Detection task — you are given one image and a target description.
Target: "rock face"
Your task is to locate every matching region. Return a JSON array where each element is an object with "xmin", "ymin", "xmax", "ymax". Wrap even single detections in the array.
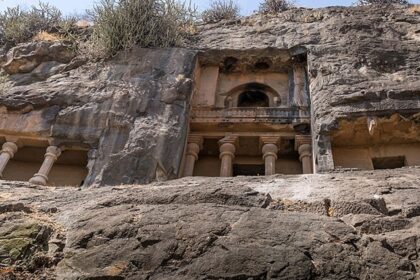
[
  {"xmin": 0, "ymin": 5, "xmax": 419, "ymax": 184},
  {"xmin": 0, "ymin": 46, "xmax": 197, "ymax": 186},
  {"xmin": 194, "ymin": 5, "xmax": 420, "ymax": 171},
  {"xmin": 0, "ymin": 168, "xmax": 419, "ymax": 279},
  {"xmin": 0, "ymin": 6, "xmax": 419, "ymax": 278}
]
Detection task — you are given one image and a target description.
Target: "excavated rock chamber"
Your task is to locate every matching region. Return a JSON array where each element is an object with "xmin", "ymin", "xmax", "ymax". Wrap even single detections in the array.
[
  {"xmin": 184, "ymin": 48, "xmax": 313, "ymax": 178},
  {"xmin": 331, "ymin": 114, "xmax": 420, "ymax": 170}
]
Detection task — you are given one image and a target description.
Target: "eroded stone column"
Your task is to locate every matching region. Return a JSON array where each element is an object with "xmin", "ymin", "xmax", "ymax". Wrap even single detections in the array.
[
  {"xmin": 293, "ymin": 64, "xmax": 309, "ymax": 108},
  {"xmin": 296, "ymin": 135, "xmax": 313, "ymax": 174},
  {"xmin": 29, "ymin": 146, "xmax": 61, "ymax": 185},
  {"xmin": 0, "ymin": 142, "xmax": 18, "ymax": 178},
  {"xmin": 218, "ymin": 136, "xmax": 237, "ymax": 177},
  {"xmin": 260, "ymin": 137, "xmax": 280, "ymax": 176},
  {"xmin": 183, "ymin": 136, "xmax": 203, "ymax": 177}
]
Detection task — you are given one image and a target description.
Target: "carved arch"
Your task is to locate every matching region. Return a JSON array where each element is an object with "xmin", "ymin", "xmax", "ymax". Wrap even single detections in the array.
[{"xmin": 224, "ymin": 83, "xmax": 281, "ymax": 108}]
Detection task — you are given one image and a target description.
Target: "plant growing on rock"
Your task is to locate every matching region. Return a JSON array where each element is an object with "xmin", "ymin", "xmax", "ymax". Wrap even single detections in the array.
[
  {"xmin": 356, "ymin": 0, "xmax": 410, "ymax": 5},
  {"xmin": 202, "ymin": 0, "xmax": 240, "ymax": 23},
  {"xmin": 258, "ymin": 0, "xmax": 295, "ymax": 14},
  {"xmin": 88, "ymin": 0, "xmax": 197, "ymax": 58},
  {"xmin": 0, "ymin": 2, "xmax": 77, "ymax": 47}
]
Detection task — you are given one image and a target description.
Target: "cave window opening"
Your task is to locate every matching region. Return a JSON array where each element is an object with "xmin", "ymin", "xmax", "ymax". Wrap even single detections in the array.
[
  {"xmin": 372, "ymin": 156, "xmax": 406, "ymax": 170},
  {"xmin": 233, "ymin": 164, "xmax": 265, "ymax": 176},
  {"xmin": 238, "ymin": 91, "xmax": 269, "ymax": 108}
]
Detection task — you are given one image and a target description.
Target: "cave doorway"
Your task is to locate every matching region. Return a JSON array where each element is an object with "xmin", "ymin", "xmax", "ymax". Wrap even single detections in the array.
[
  {"xmin": 233, "ymin": 164, "xmax": 265, "ymax": 176},
  {"xmin": 372, "ymin": 156, "xmax": 406, "ymax": 170}
]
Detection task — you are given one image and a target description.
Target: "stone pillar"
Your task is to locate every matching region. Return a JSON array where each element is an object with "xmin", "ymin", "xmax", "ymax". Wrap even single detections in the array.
[
  {"xmin": 0, "ymin": 142, "xmax": 18, "ymax": 178},
  {"xmin": 218, "ymin": 136, "xmax": 237, "ymax": 177},
  {"xmin": 315, "ymin": 135, "xmax": 334, "ymax": 173},
  {"xmin": 293, "ymin": 64, "xmax": 309, "ymax": 107},
  {"xmin": 260, "ymin": 137, "xmax": 280, "ymax": 176},
  {"xmin": 29, "ymin": 146, "xmax": 62, "ymax": 186},
  {"xmin": 295, "ymin": 135, "xmax": 313, "ymax": 174},
  {"xmin": 183, "ymin": 136, "xmax": 203, "ymax": 177}
]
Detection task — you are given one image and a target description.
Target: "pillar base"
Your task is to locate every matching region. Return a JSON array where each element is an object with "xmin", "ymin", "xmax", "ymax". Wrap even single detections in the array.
[{"xmin": 29, "ymin": 174, "xmax": 48, "ymax": 186}]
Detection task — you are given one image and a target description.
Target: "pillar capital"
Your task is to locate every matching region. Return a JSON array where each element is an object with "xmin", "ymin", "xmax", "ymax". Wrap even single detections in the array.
[
  {"xmin": 45, "ymin": 146, "xmax": 62, "ymax": 160},
  {"xmin": 295, "ymin": 135, "xmax": 312, "ymax": 161},
  {"xmin": 186, "ymin": 143, "xmax": 200, "ymax": 160},
  {"xmin": 219, "ymin": 143, "xmax": 236, "ymax": 160},
  {"xmin": 261, "ymin": 138, "xmax": 279, "ymax": 176},
  {"xmin": 298, "ymin": 144, "xmax": 312, "ymax": 160},
  {"xmin": 218, "ymin": 135, "xmax": 238, "ymax": 146},
  {"xmin": 187, "ymin": 135, "xmax": 204, "ymax": 147},
  {"xmin": 219, "ymin": 136, "xmax": 237, "ymax": 177},
  {"xmin": 183, "ymin": 135, "xmax": 204, "ymax": 177},
  {"xmin": 218, "ymin": 136, "xmax": 238, "ymax": 159},
  {"xmin": 1, "ymin": 142, "xmax": 18, "ymax": 158},
  {"xmin": 262, "ymin": 143, "xmax": 278, "ymax": 161},
  {"xmin": 295, "ymin": 135, "xmax": 313, "ymax": 174},
  {"xmin": 186, "ymin": 135, "xmax": 203, "ymax": 162},
  {"xmin": 260, "ymin": 136, "xmax": 280, "ymax": 146},
  {"xmin": 295, "ymin": 135, "xmax": 312, "ymax": 150}
]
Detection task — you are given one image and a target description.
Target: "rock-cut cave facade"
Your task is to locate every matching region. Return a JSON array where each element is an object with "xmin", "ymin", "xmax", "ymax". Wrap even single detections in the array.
[
  {"xmin": 0, "ymin": 45, "xmax": 419, "ymax": 187},
  {"xmin": 184, "ymin": 49, "xmax": 312, "ymax": 177}
]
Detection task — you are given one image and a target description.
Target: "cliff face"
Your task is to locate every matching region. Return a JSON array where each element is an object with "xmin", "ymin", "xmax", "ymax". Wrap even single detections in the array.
[
  {"xmin": 0, "ymin": 168, "xmax": 419, "ymax": 279},
  {"xmin": 1, "ymin": 5, "xmax": 419, "ymax": 184},
  {"xmin": 1, "ymin": 46, "xmax": 197, "ymax": 186},
  {"xmin": 194, "ymin": 5, "xmax": 420, "ymax": 170},
  {"xmin": 0, "ymin": 6, "xmax": 419, "ymax": 278}
]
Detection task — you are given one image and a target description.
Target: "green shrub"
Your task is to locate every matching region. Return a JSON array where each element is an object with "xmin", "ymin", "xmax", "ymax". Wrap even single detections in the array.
[
  {"xmin": 88, "ymin": 0, "xmax": 197, "ymax": 58},
  {"xmin": 258, "ymin": 0, "xmax": 294, "ymax": 14},
  {"xmin": 356, "ymin": 0, "xmax": 409, "ymax": 5},
  {"xmin": 0, "ymin": 2, "xmax": 76, "ymax": 47},
  {"xmin": 202, "ymin": 0, "xmax": 240, "ymax": 23}
]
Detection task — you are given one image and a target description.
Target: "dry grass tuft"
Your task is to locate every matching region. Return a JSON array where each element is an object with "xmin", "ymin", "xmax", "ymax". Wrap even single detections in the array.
[
  {"xmin": 88, "ymin": 0, "xmax": 197, "ymax": 58},
  {"xmin": 410, "ymin": 4, "xmax": 420, "ymax": 13},
  {"xmin": 0, "ymin": 2, "xmax": 78, "ymax": 47},
  {"xmin": 258, "ymin": 0, "xmax": 295, "ymax": 14},
  {"xmin": 33, "ymin": 31, "xmax": 64, "ymax": 42},
  {"xmin": 202, "ymin": 0, "xmax": 240, "ymax": 23}
]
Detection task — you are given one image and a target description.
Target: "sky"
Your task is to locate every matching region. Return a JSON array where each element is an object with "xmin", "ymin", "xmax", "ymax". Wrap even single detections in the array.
[{"xmin": 1, "ymin": 0, "xmax": 419, "ymax": 15}]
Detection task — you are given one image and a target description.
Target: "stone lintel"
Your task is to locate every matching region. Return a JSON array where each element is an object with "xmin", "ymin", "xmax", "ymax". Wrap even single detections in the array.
[
  {"xmin": 3, "ymin": 136, "xmax": 24, "ymax": 148},
  {"xmin": 5, "ymin": 136, "xmax": 19, "ymax": 143},
  {"xmin": 0, "ymin": 134, "xmax": 50, "ymax": 148},
  {"xmin": 295, "ymin": 135, "xmax": 312, "ymax": 150},
  {"xmin": 48, "ymin": 138, "xmax": 64, "ymax": 147}
]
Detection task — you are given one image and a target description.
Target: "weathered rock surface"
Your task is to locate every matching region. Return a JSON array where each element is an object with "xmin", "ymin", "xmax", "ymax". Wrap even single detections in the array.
[
  {"xmin": 1, "ymin": 41, "xmax": 78, "ymax": 87},
  {"xmin": 0, "ymin": 168, "xmax": 418, "ymax": 279},
  {"xmin": 0, "ymin": 5, "xmax": 419, "ymax": 184},
  {"xmin": 0, "ymin": 47, "xmax": 196, "ymax": 186},
  {"xmin": 194, "ymin": 5, "xmax": 420, "ymax": 170}
]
